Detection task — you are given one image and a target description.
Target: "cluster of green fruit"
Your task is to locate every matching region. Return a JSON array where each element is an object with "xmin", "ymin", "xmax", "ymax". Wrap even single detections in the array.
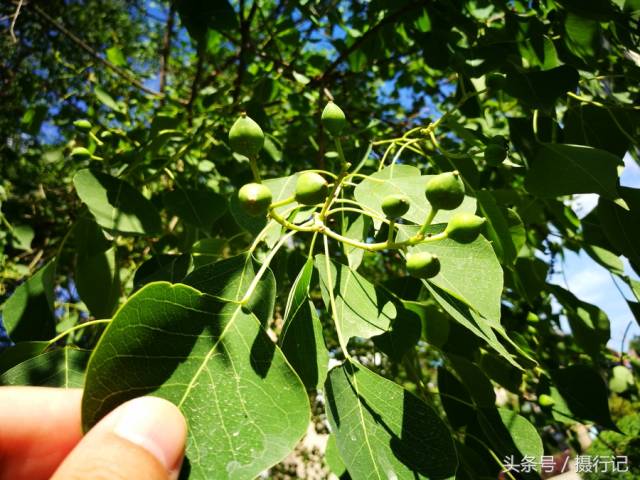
[{"xmin": 231, "ymin": 102, "xmax": 486, "ymax": 281}]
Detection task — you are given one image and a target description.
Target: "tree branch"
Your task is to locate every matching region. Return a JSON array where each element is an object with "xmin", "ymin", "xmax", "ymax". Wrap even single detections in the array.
[
  {"xmin": 159, "ymin": 3, "xmax": 176, "ymax": 95},
  {"xmin": 30, "ymin": 3, "xmax": 181, "ymax": 102},
  {"xmin": 312, "ymin": 1, "xmax": 425, "ymax": 86},
  {"xmin": 233, "ymin": 0, "xmax": 258, "ymax": 103},
  {"xmin": 186, "ymin": 47, "xmax": 205, "ymax": 124}
]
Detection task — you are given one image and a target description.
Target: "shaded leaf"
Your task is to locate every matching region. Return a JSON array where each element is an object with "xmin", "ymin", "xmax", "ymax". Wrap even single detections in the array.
[
  {"xmin": 0, "ymin": 347, "xmax": 88, "ymax": 387},
  {"xmin": 525, "ymin": 144, "xmax": 622, "ymax": 199},
  {"xmin": 73, "ymin": 169, "xmax": 162, "ymax": 235},
  {"xmin": 325, "ymin": 361, "xmax": 458, "ymax": 480},
  {"xmin": 1, "ymin": 259, "xmax": 56, "ymax": 342},
  {"xmin": 163, "ymin": 187, "xmax": 227, "ymax": 231},
  {"xmin": 82, "ymin": 282, "xmax": 309, "ymax": 479}
]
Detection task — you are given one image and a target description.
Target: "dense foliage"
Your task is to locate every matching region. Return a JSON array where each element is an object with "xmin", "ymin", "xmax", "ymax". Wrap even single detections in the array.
[{"xmin": 1, "ymin": 0, "xmax": 640, "ymax": 478}]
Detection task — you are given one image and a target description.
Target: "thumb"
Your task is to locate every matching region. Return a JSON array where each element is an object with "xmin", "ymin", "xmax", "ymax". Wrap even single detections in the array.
[{"xmin": 52, "ymin": 396, "xmax": 187, "ymax": 480}]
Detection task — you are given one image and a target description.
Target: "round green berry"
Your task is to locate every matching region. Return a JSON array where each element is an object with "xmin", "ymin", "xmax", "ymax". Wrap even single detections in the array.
[
  {"xmin": 295, "ymin": 172, "xmax": 328, "ymax": 206},
  {"xmin": 238, "ymin": 183, "xmax": 272, "ymax": 216},
  {"xmin": 444, "ymin": 212, "xmax": 486, "ymax": 243},
  {"xmin": 321, "ymin": 101, "xmax": 347, "ymax": 136},
  {"xmin": 425, "ymin": 171, "xmax": 465, "ymax": 210},
  {"xmin": 484, "ymin": 143, "xmax": 507, "ymax": 166},
  {"xmin": 406, "ymin": 252, "xmax": 441, "ymax": 279},
  {"xmin": 229, "ymin": 113, "xmax": 264, "ymax": 158},
  {"xmin": 381, "ymin": 194, "xmax": 410, "ymax": 219}
]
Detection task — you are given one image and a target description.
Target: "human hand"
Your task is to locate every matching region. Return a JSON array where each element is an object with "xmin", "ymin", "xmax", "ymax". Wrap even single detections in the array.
[{"xmin": 0, "ymin": 387, "xmax": 187, "ymax": 480}]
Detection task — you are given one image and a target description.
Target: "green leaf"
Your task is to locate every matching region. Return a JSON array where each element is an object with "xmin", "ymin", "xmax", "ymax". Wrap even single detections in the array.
[
  {"xmin": 448, "ymin": 354, "xmax": 496, "ymax": 408},
  {"xmin": 583, "ymin": 245, "xmax": 624, "ymax": 275},
  {"xmin": 564, "ymin": 105, "xmax": 640, "ymax": 157},
  {"xmin": 0, "ymin": 341, "xmax": 48, "ymax": 374},
  {"xmin": 325, "ymin": 361, "xmax": 458, "ymax": 479},
  {"xmin": 564, "ymin": 13, "xmax": 600, "ymax": 60},
  {"xmin": 172, "ymin": 0, "xmax": 238, "ymax": 44},
  {"xmin": 105, "ymin": 46, "xmax": 126, "ymax": 66},
  {"xmin": 74, "ymin": 214, "xmax": 120, "ymax": 318},
  {"xmin": 0, "ymin": 347, "xmax": 89, "ymax": 387},
  {"xmin": 597, "ymin": 191, "xmax": 640, "ymax": 266},
  {"xmin": 353, "ymin": 164, "xmax": 476, "ymax": 228},
  {"xmin": 133, "ymin": 254, "xmax": 192, "ymax": 290},
  {"xmin": 315, "ymin": 255, "xmax": 394, "ymax": 351},
  {"xmin": 280, "ymin": 258, "xmax": 328, "ymax": 390},
  {"xmin": 503, "ymin": 65, "xmax": 579, "ymax": 109},
  {"xmin": 478, "ymin": 408, "xmax": 543, "ymax": 466},
  {"xmin": 400, "ymin": 225, "xmax": 503, "ymax": 323},
  {"xmin": 371, "ymin": 304, "xmax": 422, "ymax": 362},
  {"xmin": 11, "ymin": 224, "xmax": 34, "ymax": 251},
  {"xmin": 183, "ymin": 254, "xmax": 276, "ymax": 323},
  {"xmin": 552, "ymin": 365, "xmax": 619, "ymax": 431},
  {"xmin": 425, "ymin": 282, "xmax": 523, "ymax": 369},
  {"xmin": 476, "ymin": 190, "xmax": 520, "ymax": 265},
  {"xmin": 76, "ymin": 246, "xmax": 120, "ymax": 318},
  {"xmin": 1, "ymin": 259, "xmax": 56, "ymax": 342},
  {"xmin": 325, "ymin": 435, "xmax": 347, "ymax": 477},
  {"xmin": 73, "ymin": 169, "xmax": 162, "ymax": 235},
  {"xmin": 82, "ymin": 282, "xmax": 310, "ymax": 479},
  {"xmin": 343, "ymin": 214, "xmax": 371, "ymax": 270},
  {"xmin": 550, "ymin": 285, "xmax": 610, "ymax": 358},
  {"xmin": 163, "ymin": 187, "xmax": 227, "ymax": 231},
  {"xmin": 94, "ymin": 85, "xmax": 123, "ymax": 113},
  {"xmin": 525, "ymin": 144, "xmax": 622, "ymax": 199},
  {"xmin": 438, "ymin": 367, "xmax": 475, "ymax": 429}
]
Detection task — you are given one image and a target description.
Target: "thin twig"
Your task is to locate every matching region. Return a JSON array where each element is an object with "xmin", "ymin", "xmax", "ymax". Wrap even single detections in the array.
[
  {"xmin": 30, "ymin": 4, "xmax": 182, "ymax": 102},
  {"xmin": 312, "ymin": 1, "xmax": 424, "ymax": 86},
  {"xmin": 158, "ymin": 2, "xmax": 175, "ymax": 95},
  {"xmin": 9, "ymin": 0, "xmax": 24, "ymax": 43}
]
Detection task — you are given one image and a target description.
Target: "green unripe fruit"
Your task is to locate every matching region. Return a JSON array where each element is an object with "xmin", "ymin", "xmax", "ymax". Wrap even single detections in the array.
[
  {"xmin": 405, "ymin": 252, "xmax": 441, "ymax": 279},
  {"xmin": 295, "ymin": 172, "xmax": 329, "ymax": 206},
  {"xmin": 484, "ymin": 143, "xmax": 507, "ymax": 166},
  {"xmin": 238, "ymin": 183, "xmax": 272, "ymax": 216},
  {"xmin": 73, "ymin": 119, "xmax": 92, "ymax": 131},
  {"xmin": 445, "ymin": 212, "xmax": 486, "ymax": 243},
  {"xmin": 321, "ymin": 101, "xmax": 347, "ymax": 136},
  {"xmin": 381, "ymin": 194, "xmax": 410, "ymax": 218},
  {"xmin": 70, "ymin": 147, "xmax": 92, "ymax": 160},
  {"xmin": 538, "ymin": 394, "xmax": 555, "ymax": 408},
  {"xmin": 229, "ymin": 113, "xmax": 264, "ymax": 158},
  {"xmin": 425, "ymin": 171, "xmax": 465, "ymax": 210}
]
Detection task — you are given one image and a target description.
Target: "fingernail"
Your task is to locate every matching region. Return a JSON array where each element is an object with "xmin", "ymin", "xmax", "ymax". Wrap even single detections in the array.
[{"xmin": 112, "ymin": 396, "xmax": 187, "ymax": 474}]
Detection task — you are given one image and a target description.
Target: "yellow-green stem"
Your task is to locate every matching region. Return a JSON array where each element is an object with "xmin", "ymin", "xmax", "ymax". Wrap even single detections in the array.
[
  {"xmin": 418, "ymin": 208, "xmax": 438, "ymax": 237},
  {"xmin": 249, "ymin": 156, "xmax": 262, "ymax": 182},
  {"xmin": 45, "ymin": 319, "xmax": 111, "ymax": 349}
]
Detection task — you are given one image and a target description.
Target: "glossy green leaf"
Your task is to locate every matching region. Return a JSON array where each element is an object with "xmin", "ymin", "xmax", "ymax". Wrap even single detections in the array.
[
  {"xmin": 0, "ymin": 347, "xmax": 89, "ymax": 387},
  {"xmin": 343, "ymin": 214, "xmax": 371, "ymax": 270},
  {"xmin": 325, "ymin": 361, "xmax": 458, "ymax": 480},
  {"xmin": 325, "ymin": 435, "xmax": 347, "ymax": 477},
  {"xmin": 525, "ymin": 144, "xmax": 622, "ymax": 199},
  {"xmin": 353, "ymin": 164, "xmax": 476, "ymax": 228},
  {"xmin": 11, "ymin": 224, "xmax": 34, "ymax": 251},
  {"xmin": 564, "ymin": 13, "xmax": 600, "ymax": 60},
  {"xmin": 73, "ymin": 169, "xmax": 162, "ymax": 235},
  {"xmin": 315, "ymin": 255, "xmax": 394, "ymax": 351},
  {"xmin": 1, "ymin": 259, "xmax": 56, "ymax": 342},
  {"xmin": 82, "ymin": 282, "xmax": 309, "ymax": 479},
  {"xmin": 400, "ymin": 225, "xmax": 503, "ymax": 323},
  {"xmin": 280, "ymin": 258, "xmax": 328, "ymax": 390}
]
